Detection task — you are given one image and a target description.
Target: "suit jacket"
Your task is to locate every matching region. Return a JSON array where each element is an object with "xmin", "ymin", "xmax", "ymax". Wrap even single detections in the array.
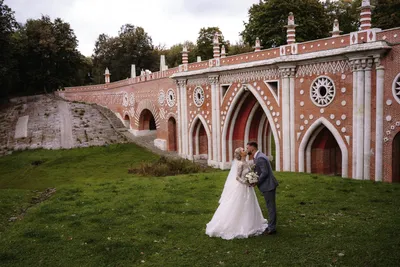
[{"xmin": 254, "ymin": 151, "xmax": 278, "ymax": 193}]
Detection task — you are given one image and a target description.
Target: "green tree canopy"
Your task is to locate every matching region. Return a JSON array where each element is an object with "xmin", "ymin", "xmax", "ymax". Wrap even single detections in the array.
[
  {"xmin": 164, "ymin": 41, "xmax": 197, "ymax": 67},
  {"xmin": 196, "ymin": 27, "xmax": 228, "ymax": 60},
  {"xmin": 372, "ymin": 0, "xmax": 400, "ymax": 29},
  {"xmin": 92, "ymin": 24, "xmax": 157, "ymax": 83},
  {"xmin": 241, "ymin": 0, "xmax": 330, "ymax": 48}
]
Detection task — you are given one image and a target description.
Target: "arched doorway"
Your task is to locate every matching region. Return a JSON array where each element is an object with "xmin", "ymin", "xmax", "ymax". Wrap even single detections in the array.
[
  {"xmin": 393, "ymin": 132, "xmax": 400, "ymax": 182},
  {"xmin": 221, "ymin": 85, "xmax": 280, "ymax": 170},
  {"xmin": 310, "ymin": 127, "xmax": 342, "ymax": 176},
  {"xmin": 123, "ymin": 114, "xmax": 131, "ymax": 129},
  {"xmin": 139, "ymin": 109, "xmax": 156, "ymax": 131},
  {"xmin": 168, "ymin": 117, "xmax": 177, "ymax": 152},
  {"xmin": 190, "ymin": 117, "xmax": 209, "ymax": 160}
]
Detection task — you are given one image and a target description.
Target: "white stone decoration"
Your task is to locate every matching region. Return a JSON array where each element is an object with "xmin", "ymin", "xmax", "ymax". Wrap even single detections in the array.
[
  {"xmin": 386, "ymin": 130, "xmax": 391, "ymax": 135},
  {"xmin": 193, "ymin": 86, "xmax": 205, "ymax": 107},
  {"xmin": 310, "ymin": 76, "xmax": 336, "ymax": 107},
  {"xmin": 341, "ymin": 127, "xmax": 346, "ymax": 133},
  {"xmin": 341, "ymin": 87, "xmax": 346, "ymax": 93},
  {"xmin": 296, "ymin": 60, "xmax": 350, "ymax": 77},
  {"xmin": 336, "ymin": 120, "xmax": 341, "ymax": 126},
  {"xmin": 309, "ymin": 115, "xmax": 314, "ymax": 120},
  {"xmin": 392, "ymin": 73, "xmax": 400, "ymax": 104},
  {"xmin": 397, "ymin": 121, "xmax": 400, "ymax": 127},
  {"xmin": 341, "ymin": 114, "xmax": 347, "ymax": 120},
  {"xmin": 386, "ymin": 115, "xmax": 392, "ymax": 122},
  {"xmin": 122, "ymin": 92, "xmax": 129, "ymax": 107},
  {"xmin": 277, "ymin": 112, "xmax": 280, "ymax": 116},
  {"xmin": 300, "ymin": 101, "xmax": 304, "ymax": 107},
  {"xmin": 300, "ymin": 114, "xmax": 304, "ymax": 119},
  {"xmin": 267, "ymin": 101, "xmax": 271, "ymax": 105},
  {"xmin": 300, "ymin": 125, "xmax": 304, "ymax": 131},
  {"xmin": 341, "ymin": 100, "xmax": 347, "ymax": 106},
  {"xmin": 264, "ymin": 96, "xmax": 267, "ymax": 100},
  {"xmin": 300, "ymin": 90, "xmax": 304, "ymax": 95},
  {"xmin": 274, "ymin": 118, "xmax": 278, "ymax": 123},
  {"xmin": 261, "ymin": 91, "xmax": 264, "ymax": 95},
  {"xmin": 159, "ymin": 108, "xmax": 166, "ymax": 119},
  {"xmin": 384, "ymin": 137, "xmax": 389, "ymax": 142},
  {"xmin": 391, "ymin": 125, "xmax": 395, "ymax": 130},
  {"xmin": 277, "ymin": 124, "xmax": 280, "ymax": 129},
  {"xmin": 273, "ymin": 112, "xmax": 276, "ymax": 116},
  {"xmin": 158, "ymin": 90, "xmax": 165, "ymax": 105},
  {"xmin": 167, "ymin": 89, "xmax": 176, "ymax": 107},
  {"xmin": 300, "ymin": 78, "xmax": 304, "ymax": 83},
  {"xmin": 304, "ymin": 120, "xmax": 309, "ymax": 125},
  {"xmin": 386, "ymin": 99, "xmax": 392, "ymax": 106},
  {"xmin": 129, "ymin": 93, "xmax": 135, "ymax": 106},
  {"xmin": 330, "ymin": 114, "xmax": 335, "ymax": 120},
  {"xmin": 270, "ymin": 106, "xmax": 273, "ymax": 110}
]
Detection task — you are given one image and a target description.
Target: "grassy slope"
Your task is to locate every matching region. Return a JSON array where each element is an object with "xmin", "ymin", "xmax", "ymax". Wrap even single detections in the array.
[{"xmin": 0, "ymin": 144, "xmax": 399, "ymax": 266}]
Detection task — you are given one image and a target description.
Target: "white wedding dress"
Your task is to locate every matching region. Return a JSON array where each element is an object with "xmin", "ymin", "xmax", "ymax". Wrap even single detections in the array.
[{"xmin": 205, "ymin": 160, "xmax": 268, "ymax": 240}]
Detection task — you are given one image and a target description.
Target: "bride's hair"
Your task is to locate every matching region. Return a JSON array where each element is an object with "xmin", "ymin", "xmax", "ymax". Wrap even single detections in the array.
[{"xmin": 234, "ymin": 147, "xmax": 243, "ymax": 160}]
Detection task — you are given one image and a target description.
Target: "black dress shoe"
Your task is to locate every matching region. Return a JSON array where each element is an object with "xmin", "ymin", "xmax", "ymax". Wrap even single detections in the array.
[{"xmin": 265, "ymin": 230, "xmax": 277, "ymax": 235}]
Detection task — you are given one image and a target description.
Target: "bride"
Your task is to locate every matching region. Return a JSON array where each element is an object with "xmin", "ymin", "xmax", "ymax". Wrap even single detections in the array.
[{"xmin": 205, "ymin": 147, "xmax": 268, "ymax": 240}]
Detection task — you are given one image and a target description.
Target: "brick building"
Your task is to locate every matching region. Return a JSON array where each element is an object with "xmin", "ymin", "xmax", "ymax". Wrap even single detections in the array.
[{"xmin": 59, "ymin": 0, "xmax": 400, "ymax": 182}]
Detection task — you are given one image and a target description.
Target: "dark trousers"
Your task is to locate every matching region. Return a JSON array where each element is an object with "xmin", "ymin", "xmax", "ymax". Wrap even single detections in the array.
[{"xmin": 262, "ymin": 189, "xmax": 277, "ymax": 231}]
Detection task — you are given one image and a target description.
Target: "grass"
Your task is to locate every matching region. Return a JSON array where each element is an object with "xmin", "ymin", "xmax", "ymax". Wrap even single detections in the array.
[{"xmin": 0, "ymin": 144, "xmax": 399, "ymax": 266}]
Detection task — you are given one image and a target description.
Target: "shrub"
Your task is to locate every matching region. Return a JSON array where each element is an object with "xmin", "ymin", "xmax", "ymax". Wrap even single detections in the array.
[{"xmin": 128, "ymin": 156, "xmax": 208, "ymax": 177}]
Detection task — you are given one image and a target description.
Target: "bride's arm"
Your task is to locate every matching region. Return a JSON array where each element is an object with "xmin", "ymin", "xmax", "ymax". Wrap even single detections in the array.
[{"xmin": 236, "ymin": 162, "xmax": 249, "ymax": 185}]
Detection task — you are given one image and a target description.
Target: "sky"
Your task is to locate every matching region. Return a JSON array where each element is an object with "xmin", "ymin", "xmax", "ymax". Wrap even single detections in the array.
[{"xmin": 5, "ymin": 0, "xmax": 260, "ymax": 56}]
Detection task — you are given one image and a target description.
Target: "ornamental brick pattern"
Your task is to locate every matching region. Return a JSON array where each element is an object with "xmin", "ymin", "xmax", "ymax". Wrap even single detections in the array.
[{"xmin": 59, "ymin": 3, "xmax": 400, "ymax": 182}]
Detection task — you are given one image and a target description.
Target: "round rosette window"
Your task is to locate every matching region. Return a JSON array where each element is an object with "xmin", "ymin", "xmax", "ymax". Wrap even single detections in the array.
[
  {"xmin": 310, "ymin": 76, "xmax": 336, "ymax": 107},
  {"xmin": 193, "ymin": 86, "xmax": 205, "ymax": 107},
  {"xmin": 167, "ymin": 89, "xmax": 176, "ymax": 107},
  {"xmin": 393, "ymin": 73, "xmax": 400, "ymax": 104}
]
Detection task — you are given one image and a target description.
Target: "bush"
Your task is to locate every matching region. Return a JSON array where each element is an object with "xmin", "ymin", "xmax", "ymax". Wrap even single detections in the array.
[{"xmin": 128, "ymin": 156, "xmax": 208, "ymax": 177}]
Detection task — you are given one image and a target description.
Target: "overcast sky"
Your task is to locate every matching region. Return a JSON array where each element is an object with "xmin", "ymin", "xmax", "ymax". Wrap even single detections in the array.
[{"xmin": 5, "ymin": 0, "xmax": 260, "ymax": 56}]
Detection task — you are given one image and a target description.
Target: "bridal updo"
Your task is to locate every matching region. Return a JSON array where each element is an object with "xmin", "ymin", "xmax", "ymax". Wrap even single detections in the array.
[{"xmin": 234, "ymin": 147, "xmax": 243, "ymax": 160}]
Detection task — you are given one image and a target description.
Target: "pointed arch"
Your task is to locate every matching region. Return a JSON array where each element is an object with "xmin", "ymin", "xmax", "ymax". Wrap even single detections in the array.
[
  {"xmin": 221, "ymin": 84, "xmax": 281, "ymax": 171},
  {"xmin": 299, "ymin": 117, "xmax": 348, "ymax": 178},
  {"xmin": 188, "ymin": 114, "xmax": 212, "ymax": 162}
]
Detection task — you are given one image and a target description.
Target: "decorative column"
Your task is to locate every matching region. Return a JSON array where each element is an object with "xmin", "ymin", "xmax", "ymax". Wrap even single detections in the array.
[
  {"xmin": 177, "ymin": 79, "xmax": 188, "ymax": 158},
  {"xmin": 330, "ymin": 19, "xmax": 342, "ymax": 37},
  {"xmin": 356, "ymin": 59, "xmax": 366, "ymax": 179},
  {"xmin": 350, "ymin": 60, "xmax": 358, "ymax": 178},
  {"xmin": 254, "ymin": 37, "xmax": 262, "ymax": 52},
  {"xmin": 289, "ymin": 67, "xmax": 296, "ymax": 172},
  {"xmin": 104, "ymin": 68, "xmax": 111, "ymax": 84},
  {"xmin": 176, "ymin": 81, "xmax": 182, "ymax": 155},
  {"xmin": 213, "ymin": 33, "xmax": 220, "ymax": 58},
  {"xmin": 360, "ymin": 0, "xmax": 373, "ymax": 31},
  {"xmin": 209, "ymin": 76, "xmax": 219, "ymax": 166},
  {"xmin": 375, "ymin": 56, "xmax": 385, "ymax": 182},
  {"xmin": 363, "ymin": 58, "xmax": 373, "ymax": 180},
  {"xmin": 131, "ymin": 64, "xmax": 136, "ymax": 78},
  {"xmin": 285, "ymin": 12, "xmax": 297, "ymax": 45},
  {"xmin": 279, "ymin": 66, "xmax": 292, "ymax": 171}
]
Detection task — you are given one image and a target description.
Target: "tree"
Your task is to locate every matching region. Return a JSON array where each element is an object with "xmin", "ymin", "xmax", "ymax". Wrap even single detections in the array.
[
  {"xmin": 0, "ymin": 0, "xmax": 19, "ymax": 99},
  {"xmin": 372, "ymin": 0, "xmax": 400, "ymax": 29},
  {"xmin": 324, "ymin": 0, "xmax": 360, "ymax": 34},
  {"xmin": 196, "ymin": 27, "xmax": 228, "ymax": 60},
  {"xmin": 241, "ymin": 0, "xmax": 330, "ymax": 48},
  {"xmin": 92, "ymin": 24, "xmax": 157, "ymax": 83},
  {"xmin": 164, "ymin": 41, "xmax": 197, "ymax": 68},
  {"xmin": 228, "ymin": 39, "xmax": 254, "ymax": 56},
  {"xmin": 14, "ymin": 16, "xmax": 84, "ymax": 94}
]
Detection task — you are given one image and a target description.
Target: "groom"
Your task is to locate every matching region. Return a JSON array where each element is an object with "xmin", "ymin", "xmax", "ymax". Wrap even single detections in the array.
[{"xmin": 246, "ymin": 142, "xmax": 279, "ymax": 235}]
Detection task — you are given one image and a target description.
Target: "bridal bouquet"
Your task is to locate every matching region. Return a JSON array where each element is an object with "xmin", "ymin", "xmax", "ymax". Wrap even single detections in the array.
[{"xmin": 245, "ymin": 171, "xmax": 259, "ymax": 184}]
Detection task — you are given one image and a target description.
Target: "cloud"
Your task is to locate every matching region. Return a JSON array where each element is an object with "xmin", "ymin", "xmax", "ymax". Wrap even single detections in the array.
[{"xmin": 5, "ymin": 0, "xmax": 259, "ymax": 56}]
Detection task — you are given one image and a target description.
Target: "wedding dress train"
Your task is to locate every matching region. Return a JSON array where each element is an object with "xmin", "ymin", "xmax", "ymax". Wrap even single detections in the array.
[{"xmin": 205, "ymin": 160, "xmax": 268, "ymax": 240}]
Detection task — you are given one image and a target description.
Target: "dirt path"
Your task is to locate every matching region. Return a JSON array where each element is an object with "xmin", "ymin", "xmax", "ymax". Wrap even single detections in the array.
[{"xmin": 58, "ymin": 101, "xmax": 73, "ymax": 149}]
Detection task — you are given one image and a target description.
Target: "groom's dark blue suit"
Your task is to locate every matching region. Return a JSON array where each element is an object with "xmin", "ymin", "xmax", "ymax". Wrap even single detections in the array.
[{"xmin": 254, "ymin": 151, "xmax": 278, "ymax": 232}]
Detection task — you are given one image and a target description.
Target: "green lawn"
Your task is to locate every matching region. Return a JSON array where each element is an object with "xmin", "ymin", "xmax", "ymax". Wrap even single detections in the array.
[{"xmin": 0, "ymin": 144, "xmax": 399, "ymax": 266}]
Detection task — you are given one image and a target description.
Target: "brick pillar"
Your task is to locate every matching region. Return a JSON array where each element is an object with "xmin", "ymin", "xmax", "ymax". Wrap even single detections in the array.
[
  {"xmin": 330, "ymin": 19, "xmax": 342, "ymax": 37},
  {"xmin": 182, "ymin": 46, "xmax": 188, "ymax": 64},
  {"xmin": 254, "ymin": 37, "xmax": 262, "ymax": 52},
  {"xmin": 213, "ymin": 32, "xmax": 220, "ymax": 58},
  {"xmin": 360, "ymin": 0, "xmax": 373, "ymax": 31},
  {"xmin": 104, "ymin": 68, "xmax": 111, "ymax": 84},
  {"xmin": 221, "ymin": 45, "xmax": 226, "ymax": 58},
  {"xmin": 285, "ymin": 12, "xmax": 297, "ymax": 45}
]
